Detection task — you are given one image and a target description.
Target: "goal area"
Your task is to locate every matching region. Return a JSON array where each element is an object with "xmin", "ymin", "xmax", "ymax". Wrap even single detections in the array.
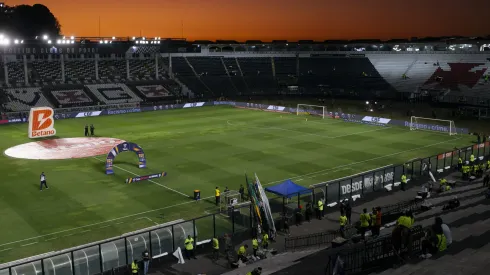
[
  {"xmin": 410, "ymin": 116, "xmax": 457, "ymax": 136},
  {"xmin": 296, "ymin": 104, "xmax": 326, "ymax": 119}
]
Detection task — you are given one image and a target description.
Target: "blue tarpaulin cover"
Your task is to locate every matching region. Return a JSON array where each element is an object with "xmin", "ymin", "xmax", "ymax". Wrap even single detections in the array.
[{"xmin": 265, "ymin": 179, "xmax": 312, "ymax": 199}]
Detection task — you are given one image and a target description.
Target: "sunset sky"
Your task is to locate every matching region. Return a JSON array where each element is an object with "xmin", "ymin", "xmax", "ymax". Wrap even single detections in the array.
[{"xmin": 6, "ymin": 0, "xmax": 490, "ymax": 41}]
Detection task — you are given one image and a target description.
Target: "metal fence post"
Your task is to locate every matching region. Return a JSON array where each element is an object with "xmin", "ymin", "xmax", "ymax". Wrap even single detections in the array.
[
  {"xmin": 71, "ymin": 251, "xmax": 75, "ymax": 275},
  {"xmin": 171, "ymin": 225, "xmax": 175, "ymax": 252},
  {"xmin": 337, "ymin": 181, "xmax": 341, "ymax": 202},
  {"xmin": 325, "ymin": 184, "xmax": 328, "ymax": 204},
  {"xmin": 213, "ymin": 214, "xmax": 216, "ymax": 237},
  {"xmin": 349, "ymin": 178, "xmax": 353, "ymax": 199},
  {"xmin": 9, "ymin": 267, "xmax": 12, "ymax": 275},
  {"xmin": 361, "ymin": 175, "xmax": 364, "ymax": 195},
  {"xmin": 125, "ymin": 237, "xmax": 129, "ymax": 266},
  {"xmin": 232, "ymin": 207, "xmax": 235, "ymax": 234},
  {"xmin": 149, "ymin": 231, "xmax": 152, "ymax": 256},
  {"xmin": 98, "ymin": 244, "xmax": 103, "ymax": 273},
  {"xmin": 193, "ymin": 219, "xmax": 197, "ymax": 247},
  {"xmin": 41, "ymin": 259, "xmax": 45, "ymax": 275}
]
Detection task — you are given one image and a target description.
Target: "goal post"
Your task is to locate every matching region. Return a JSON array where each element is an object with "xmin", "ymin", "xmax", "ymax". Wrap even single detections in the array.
[
  {"xmin": 410, "ymin": 116, "xmax": 457, "ymax": 136},
  {"xmin": 296, "ymin": 104, "xmax": 326, "ymax": 119}
]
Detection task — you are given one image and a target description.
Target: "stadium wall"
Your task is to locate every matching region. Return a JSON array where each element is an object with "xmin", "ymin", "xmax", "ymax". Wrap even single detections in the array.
[{"xmin": 0, "ymin": 101, "xmax": 469, "ymax": 134}]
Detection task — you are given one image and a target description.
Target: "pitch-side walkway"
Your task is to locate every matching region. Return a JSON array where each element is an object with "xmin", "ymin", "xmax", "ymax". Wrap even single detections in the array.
[{"xmin": 148, "ymin": 170, "xmax": 486, "ymax": 275}]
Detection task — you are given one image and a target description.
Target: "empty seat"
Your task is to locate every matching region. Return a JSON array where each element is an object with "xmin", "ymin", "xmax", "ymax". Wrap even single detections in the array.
[
  {"xmin": 85, "ymin": 83, "xmax": 142, "ymax": 104},
  {"xmin": 3, "ymin": 87, "xmax": 53, "ymax": 111}
]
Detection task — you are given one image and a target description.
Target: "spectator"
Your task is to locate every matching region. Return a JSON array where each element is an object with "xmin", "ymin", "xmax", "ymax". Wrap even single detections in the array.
[
  {"xmin": 435, "ymin": 217, "xmax": 452, "ymax": 246},
  {"xmin": 295, "ymin": 205, "xmax": 303, "ymax": 226},
  {"xmin": 142, "ymin": 249, "xmax": 150, "ymax": 275},
  {"xmin": 443, "ymin": 196, "xmax": 460, "ymax": 210},
  {"xmin": 345, "ymin": 201, "xmax": 352, "ymax": 224},
  {"xmin": 420, "ymin": 224, "xmax": 447, "ymax": 259},
  {"xmin": 305, "ymin": 202, "xmax": 312, "ymax": 222}
]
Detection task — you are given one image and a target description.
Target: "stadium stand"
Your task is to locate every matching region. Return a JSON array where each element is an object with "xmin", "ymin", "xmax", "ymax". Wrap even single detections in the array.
[
  {"xmin": 30, "ymin": 60, "xmax": 62, "ymax": 82},
  {"xmin": 98, "ymin": 59, "xmax": 127, "ymax": 80},
  {"xmin": 85, "ymin": 83, "xmax": 142, "ymax": 104},
  {"xmin": 2, "ymin": 87, "xmax": 52, "ymax": 111},
  {"xmin": 64, "ymin": 60, "xmax": 96, "ymax": 82},
  {"xmin": 51, "ymin": 89, "xmax": 94, "ymax": 107},
  {"xmin": 129, "ymin": 59, "xmax": 156, "ymax": 80},
  {"xmin": 6, "ymin": 61, "xmax": 25, "ymax": 84}
]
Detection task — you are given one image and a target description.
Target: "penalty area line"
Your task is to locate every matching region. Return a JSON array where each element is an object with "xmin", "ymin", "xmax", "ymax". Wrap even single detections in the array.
[{"xmin": 92, "ymin": 157, "xmax": 188, "ymax": 198}]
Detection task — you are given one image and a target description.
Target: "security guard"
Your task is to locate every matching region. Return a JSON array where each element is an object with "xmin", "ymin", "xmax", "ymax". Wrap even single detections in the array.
[
  {"xmin": 360, "ymin": 208, "xmax": 371, "ymax": 239},
  {"xmin": 487, "ymin": 159, "xmax": 490, "ymax": 170},
  {"xmin": 262, "ymin": 232, "xmax": 269, "ymax": 249},
  {"xmin": 462, "ymin": 164, "xmax": 469, "ymax": 180},
  {"xmin": 440, "ymin": 178, "xmax": 447, "ymax": 186},
  {"xmin": 445, "ymin": 184, "xmax": 451, "ymax": 192},
  {"xmin": 131, "ymin": 260, "xmax": 139, "ymax": 275},
  {"xmin": 339, "ymin": 211, "xmax": 348, "ymax": 238},
  {"xmin": 215, "ymin": 187, "xmax": 220, "ymax": 206},
  {"xmin": 184, "ymin": 235, "xmax": 196, "ymax": 260},
  {"xmin": 212, "ymin": 236, "xmax": 219, "ymax": 261},
  {"xmin": 470, "ymin": 154, "xmax": 476, "ymax": 164},
  {"xmin": 436, "ymin": 231, "xmax": 447, "ymax": 252},
  {"xmin": 237, "ymin": 244, "xmax": 248, "ymax": 262},
  {"xmin": 458, "ymin": 157, "xmax": 463, "ymax": 171},
  {"xmin": 252, "ymin": 236, "xmax": 259, "ymax": 256},
  {"xmin": 473, "ymin": 164, "xmax": 479, "ymax": 177},
  {"xmin": 401, "ymin": 174, "xmax": 407, "ymax": 191},
  {"xmin": 317, "ymin": 199, "xmax": 324, "ymax": 220}
]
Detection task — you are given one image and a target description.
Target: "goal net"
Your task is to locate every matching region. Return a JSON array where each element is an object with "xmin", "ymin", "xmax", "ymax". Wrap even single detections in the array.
[
  {"xmin": 296, "ymin": 104, "xmax": 326, "ymax": 119},
  {"xmin": 410, "ymin": 116, "xmax": 457, "ymax": 136}
]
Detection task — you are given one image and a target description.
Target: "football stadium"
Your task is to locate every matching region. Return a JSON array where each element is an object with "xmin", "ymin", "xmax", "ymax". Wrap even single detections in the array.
[{"xmin": 1, "ymin": 3, "xmax": 490, "ymax": 275}]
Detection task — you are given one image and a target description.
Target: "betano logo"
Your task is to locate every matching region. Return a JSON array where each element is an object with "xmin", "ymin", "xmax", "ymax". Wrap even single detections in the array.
[{"xmin": 28, "ymin": 107, "xmax": 56, "ymax": 138}]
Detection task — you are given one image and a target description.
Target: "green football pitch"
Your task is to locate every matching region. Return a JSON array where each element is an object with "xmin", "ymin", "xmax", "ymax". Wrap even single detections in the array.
[{"xmin": 0, "ymin": 105, "xmax": 474, "ymax": 262}]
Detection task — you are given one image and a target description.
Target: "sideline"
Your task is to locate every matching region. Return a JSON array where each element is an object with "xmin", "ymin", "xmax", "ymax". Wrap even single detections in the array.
[{"xmin": 0, "ymin": 136, "xmax": 462, "ymax": 249}]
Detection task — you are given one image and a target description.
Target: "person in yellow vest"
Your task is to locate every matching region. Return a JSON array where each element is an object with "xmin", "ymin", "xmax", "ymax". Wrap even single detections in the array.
[
  {"xmin": 252, "ymin": 236, "xmax": 259, "ymax": 256},
  {"xmin": 262, "ymin": 232, "xmax": 269, "ymax": 249},
  {"xmin": 184, "ymin": 235, "xmax": 196, "ymax": 260},
  {"xmin": 237, "ymin": 244, "xmax": 248, "ymax": 262},
  {"xmin": 212, "ymin": 236, "xmax": 219, "ymax": 261},
  {"xmin": 246, "ymin": 267, "xmax": 263, "ymax": 275},
  {"xmin": 215, "ymin": 187, "xmax": 220, "ymax": 206},
  {"xmin": 470, "ymin": 154, "xmax": 475, "ymax": 164},
  {"xmin": 487, "ymin": 159, "xmax": 490, "ymax": 170},
  {"xmin": 445, "ymin": 184, "xmax": 451, "ymax": 192},
  {"xmin": 131, "ymin": 260, "xmax": 139, "ymax": 275},
  {"xmin": 339, "ymin": 210, "xmax": 347, "ymax": 238},
  {"xmin": 401, "ymin": 174, "xmax": 407, "ymax": 191},
  {"xmin": 462, "ymin": 165, "xmax": 469, "ymax": 180},
  {"xmin": 420, "ymin": 225, "xmax": 447, "ymax": 259},
  {"xmin": 359, "ymin": 208, "xmax": 371, "ymax": 239},
  {"xmin": 458, "ymin": 157, "xmax": 463, "ymax": 171},
  {"xmin": 317, "ymin": 199, "xmax": 324, "ymax": 220}
]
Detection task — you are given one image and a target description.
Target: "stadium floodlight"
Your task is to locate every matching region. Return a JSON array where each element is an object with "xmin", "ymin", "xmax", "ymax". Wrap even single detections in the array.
[
  {"xmin": 132, "ymin": 36, "xmax": 136, "ymax": 40},
  {"xmin": 104, "ymin": 40, "xmax": 108, "ymax": 44},
  {"xmin": 70, "ymin": 36, "xmax": 74, "ymax": 40},
  {"xmin": 20, "ymin": 40, "xmax": 23, "ymax": 44},
  {"xmin": 47, "ymin": 40, "xmax": 52, "ymax": 44},
  {"xmin": 42, "ymin": 35, "xmax": 48, "ymax": 40},
  {"xmin": 14, "ymin": 39, "xmax": 19, "ymax": 44},
  {"xmin": 56, "ymin": 40, "xmax": 61, "ymax": 44},
  {"xmin": 112, "ymin": 36, "xmax": 115, "ymax": 40},
  {"xmin": 296, "ymin": 104, "xmax": 326, "ymax": 119},
  {"xmin": 410, "ymin": 116, "xmax": 457, "ymax": 136},
  {"xmin": 99, "ymin": 40, "xmax": 103, "ymax": 44},
  {"xmin": 71, "ymin": 40, "xmax": 75, "ymax": 44}
]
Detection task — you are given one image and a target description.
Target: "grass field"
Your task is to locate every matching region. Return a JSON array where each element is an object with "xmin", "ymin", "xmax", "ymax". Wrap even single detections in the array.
[{"xmin": 0, "ymin": 105, "xmax": 474, "ymax": 262}]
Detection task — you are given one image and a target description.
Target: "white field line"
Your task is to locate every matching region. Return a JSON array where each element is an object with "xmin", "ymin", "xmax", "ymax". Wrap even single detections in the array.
[
  {"xmin": 92, "ymin": 157, "xmax": 188, "ymax": 198},
  {"xmin": 0, "ymin": 134, "xmax": 463, "ymax": 249},
  {"xmin": 136, "ymin": 217, "xmax": 159, "ymax": 225},
  {"xmin": 0, "ymin": 248, "xmax": 12, "ymax": 252},
  {"xmin": 20, "ymin": 242, "xmax": 37, "ymax": 247},
  {"xmin": 45, "ymin": 237, "xmax": 58, "ymax": 241}
]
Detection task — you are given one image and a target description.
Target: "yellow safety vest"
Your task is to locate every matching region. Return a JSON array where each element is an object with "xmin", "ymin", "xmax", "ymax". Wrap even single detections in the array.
[
  {"xmin": 238, "ymin": 245, "xmax": 246, "ymax": 255},
  {"xmin": 318, "ymin": 200, "xmax": 324, "ymax": 211},
  {"xmin": 440, "ymin": 179, "xmax": 447, "ymax": 185},
  {"xmin": 185, "ymin": 237, "xmax": 194, "ymax": 250},
  {"xmin": 131, "ymin": 262, "xmax": 138, "ymax": 274},
  {"xmin": 215, "ymin": 189, "xmax": 220, "ymax": 197},
  {"xmin": 397, "ymin": 216, "xmax": 411, "ymax": 228},
  {"xmin": 436, "ymin": 234, "xmax": 447, "ymax": 252},
  {"xmin": 360, "ymin": 213, "xmax": 370, "ymax": 227},
  {"xmin": 487, "ymin": 160, "xmax": 490, "ymax": 166},
  {"xmin": 212, "ymin": 238, "xmax": 219, "ymax": 249},
  {"xmin": 471, "ymin": 155, "xmax": 475, "ymax": 162},
  {"xmin": 445, "ymin": 185, "xmax": 451, "ymax": 191},
  {"xmin": 262, "ymin": 234, "xmax": 269, "ymax": 245},
  {"xmin": 401, "ymin": 175, "xmax": 407, "ymax": 183},
  {"xmin": 252, "ymin": 238, "xmax": 258, "ymax": 249},
  {"xmin": 339, "ymin": 215, "xmax": 347, "ymax": 226},
  {"xmin": 458, "ymin": 158, "xmax": 462, "ymax": 164}
]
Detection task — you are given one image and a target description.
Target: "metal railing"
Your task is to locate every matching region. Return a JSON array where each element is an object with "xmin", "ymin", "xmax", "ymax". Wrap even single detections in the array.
[{"xmin": 0, "ymin": 204, "xmax": 253, "ymax": 275}]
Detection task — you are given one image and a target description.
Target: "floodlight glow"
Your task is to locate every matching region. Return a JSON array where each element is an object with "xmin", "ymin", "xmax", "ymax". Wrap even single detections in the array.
[
  {"xmin": 71, "ymin": 40, "xmax": 75, "ymax": 44},
  {"xmin": 14, "ymin": 39, "xmax": 19, "ymax": 44},
  {"xmin": 47, "ymin": 40, "xmax": 52, "ymax": 44},
  {"xmin": 366, "ymin": 101, "xmax": 369, "ymax": 105},
  {"xmin": 43, "ymin": 35, "xmax": 48, "ymax": 40},
  {"xmin": 70, "ymin": 36, "xmax": 74, "ymax": 40},
  {"xmin": 20, "ymin": 40, "xmax": 23, "ymax": 43},
  {"xmin": 112, "ymin": 36, "xmax": 115, "ymax": 40},
  {"xmin": 142, "ymin": 37, "xmax": 145, "ymax": 40},
  {"xmin": 57, "ymin": 40, "xmax": 61, "ymax": 44},
  {"xmin": 132, "ymin": 37, "xmax": 136, "ymax": 40},
  {"xmin": 0, "ymin": 34, "xmax": 4, "ymax": 39},
  {"xmin": 104, "ymin": 40, "xmax": 108, "ymax": 44}
]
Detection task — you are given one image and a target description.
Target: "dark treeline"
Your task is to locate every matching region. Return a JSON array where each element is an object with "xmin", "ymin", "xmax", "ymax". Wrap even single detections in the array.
[{"xmin": 0, "ymin": 4, "xmax": 61, "ymax": 38}]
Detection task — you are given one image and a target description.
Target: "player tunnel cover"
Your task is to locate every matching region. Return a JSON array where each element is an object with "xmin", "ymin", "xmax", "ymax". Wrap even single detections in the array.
[{"xmin": 106, "ymin": 142, "xmax": 146, "ymax": 175}]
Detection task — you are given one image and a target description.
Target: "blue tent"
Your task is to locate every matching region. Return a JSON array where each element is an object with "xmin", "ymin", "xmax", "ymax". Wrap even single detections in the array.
[{"xmin": 265, "ymin": 179, "xmax": 312, "ymax": 198}]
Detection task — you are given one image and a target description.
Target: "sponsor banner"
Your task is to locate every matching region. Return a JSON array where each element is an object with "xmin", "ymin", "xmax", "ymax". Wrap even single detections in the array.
[
  {"xmin": 104, "ymin": 108, "xmax": 142, "ymax": 116},
  {"xmin": 28, "ymin": 107, "xmax": 56, "ymax": 139},
  {"xmin": 75, "ymin": 111, "xmax": 102, "ymax": 118},
  {"xmin": 8, "ymin": 118, "xmax": 28, "ymax": 123},
  {"xmin": 214, "ymin": 101, "xmax": 236, "ymax": 106},
  {"xmin": 183, "ymin": 102, "xmax": 205, "ymax": 108},
  {"xmin": 54, "ymin": 113, "xmax": 78, "ymax": 120},
  {"xmin": 0, "ymin": 119, "xmax": 8, "ymax": 124},
  {"xmin": 362, "ymin": 116, "xmax": 391, "ymax": 125},
  {"xmin": 126, "ymin": 172, "xmax": 167, "ymax": 183},
  {"xmin": 267, "ymin": 105, "xmax": 286, "ymax": 111},
  {"xmin": 106, "ymin": 142, "xmax": 146, "ymax": 175},
  {"xmin": 338, "ymin": 167, "xmax": 394, "ymax": 196}
]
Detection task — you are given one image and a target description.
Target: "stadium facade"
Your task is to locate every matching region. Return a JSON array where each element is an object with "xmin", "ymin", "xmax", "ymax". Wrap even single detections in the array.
[{"xmin": 0, "ymin": 37, "xmax": 489, "ymax": 114}]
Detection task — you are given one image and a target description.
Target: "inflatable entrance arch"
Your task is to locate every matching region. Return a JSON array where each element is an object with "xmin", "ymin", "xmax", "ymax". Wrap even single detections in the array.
[{"xmin": 106, "ymin": 142, "xmax": 146, "ymax": 175}]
